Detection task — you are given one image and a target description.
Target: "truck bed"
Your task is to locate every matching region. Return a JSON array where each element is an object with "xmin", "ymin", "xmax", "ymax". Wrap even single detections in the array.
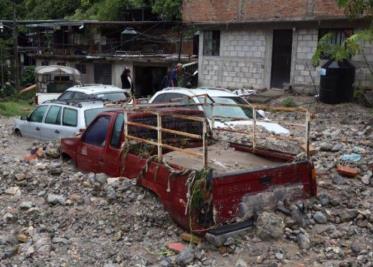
[{"xmin": 163, "ymin": 143, "xmax": 282, "ymax": 175}]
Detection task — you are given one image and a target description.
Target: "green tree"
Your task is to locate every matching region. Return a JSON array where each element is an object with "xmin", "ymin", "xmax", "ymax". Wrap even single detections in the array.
[{"xmin": 313, "ymin": 0, "xmax": 373, "ymax": 68}]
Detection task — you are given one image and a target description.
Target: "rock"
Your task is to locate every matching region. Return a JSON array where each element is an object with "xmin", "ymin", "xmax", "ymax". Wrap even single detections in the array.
[
  {"xmin": 19, "ymin": 201, "xmax": 33, "ymax": 210},
  {"xmin": 275, "ymin": 252, "xmax": 284, "ymax": 260},
  {"xmin": 313, "ymin": 211, "xmax": 328, "ymax": 224},
  {"xmin": 16, "ymin": 233, "xmax": 29, "ymax": 243},
  {"xmin": 331, "ymin": 143, "xmax": 343, "ymax": 152},
  {"xmin": 15, "ymin": 172, "xmax": 26, "ymax": 181},
  {"xmin": 159, "ymin": 257, "xmax": 173, "ymax": 267},
  {"xmin": 297, "ymin": 232, "xmax": 311, "ymax": 249},
  {"xmin": 45, "ymin": 147, "xmax": 60, "ymax": 159},
  {"xmin": 361, "ymin": 171, "xmax": 372, "ymax": 185},
  {"xmin": 95, "ymin": 173, "xmax": 108, "ymax": 184},
  {"xmin": 33, "ymin": 233, "xmax": 51, "ymax": 257},
  {"xmin": 332, "ymin": 175, "xmax": 346, "ymax": 185},
  {"xmin": 320, "ymin": 142, "xmax": 333, "ymax": 151},
  {"xmin": 105, "ymin": 185, "xmax": 116, "ymax": 201},
  {"xmin": 256, "ymin": 212, "xmax": 285, "ymax": 240},
  {"xmin": 318, "ymin": 193, "xmax": 330, "ymax": 206},
  {"xmin": 235, "ymin": 258, "xmax": 248, "ymax": 267},
  {"xmin": 339, "ymin": 209, "xmax": 358, "ymax": 222},
  {"xmin": 175, "ymin": 247, "xmax": 194, "ymax": 266},
  {"xmin": 5, "ymin": 186, "xmax": 21, "ymax": 196},
  {"xmin": 47, "ymin": 194, "xmax": 66, "ymax": 205},
  {"xmin": 351, "ymin": 240, "xmax": 363, "ymax": 254},
  {"xmin": 49, "ymin": 164, "xmax": 62, "ymax": 176}
]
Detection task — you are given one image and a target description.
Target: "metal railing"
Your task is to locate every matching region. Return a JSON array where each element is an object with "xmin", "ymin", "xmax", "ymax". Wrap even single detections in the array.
[
  {"xmin": 123, "ymin": 111, "xmax": 209, "ymax": 168},
  {"xmin": 119, "ymin": 100, "xmax": 312, "ymax": 169}
]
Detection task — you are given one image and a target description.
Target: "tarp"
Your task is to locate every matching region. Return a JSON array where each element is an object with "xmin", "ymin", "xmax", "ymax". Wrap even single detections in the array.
[{"xmin": 35, "ymin": 65, "xmax": 81, "ymax": 76}]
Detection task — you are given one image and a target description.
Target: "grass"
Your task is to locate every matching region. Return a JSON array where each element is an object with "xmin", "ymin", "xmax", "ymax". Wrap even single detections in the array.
[
  {"xmin": 0, "ymin": 99, "xmax": 34, "ymax": 117},
  {"xmin": 281, "ymin": 97, "xmax": 297, "ymax": 107}
]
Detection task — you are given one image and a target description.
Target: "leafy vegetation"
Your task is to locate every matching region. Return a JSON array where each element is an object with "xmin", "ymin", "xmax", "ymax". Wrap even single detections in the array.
[
  {"xmin": 0, "ymin": 98, "xmax": 33, "ymax": 117},
  {"xmin": 0, "ymin": 0, "xmax": 182, "ymax": 21},
  {"xmin": 313, "ymin": 0, "xmax": 373, "ymax": 70},
  {"xmin": 281, "ymin": 97, "xmax": 297, "ymax": 107}
]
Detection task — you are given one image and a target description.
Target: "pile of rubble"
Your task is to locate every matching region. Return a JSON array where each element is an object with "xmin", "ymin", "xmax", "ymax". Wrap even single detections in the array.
[{"xmin": 0, "ymin": 99, "xmax": 372, "ymax": 266}]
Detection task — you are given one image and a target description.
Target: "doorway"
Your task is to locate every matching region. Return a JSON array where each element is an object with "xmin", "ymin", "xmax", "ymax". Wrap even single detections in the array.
[
  {"xmin": 270, "ymin": 30, "xmax": 293, "ymax": 88},
  {"xmin": 134, "ymin": 66, "xmax": 167, "ymax": 97},
  {"xmin": 94, "ymin": 63, "xmax": 112, "ymax": 85}
]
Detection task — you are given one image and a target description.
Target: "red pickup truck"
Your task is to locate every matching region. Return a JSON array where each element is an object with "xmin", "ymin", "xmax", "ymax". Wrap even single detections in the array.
[{"xmin": 61, "ymin": 107, "xmax": 317, "ymax": 237}]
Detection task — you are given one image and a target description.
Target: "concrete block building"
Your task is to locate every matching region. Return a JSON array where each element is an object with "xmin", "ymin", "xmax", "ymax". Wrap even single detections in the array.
[{"xmin": 183, "ymin": 0, "xmax": 373, "ymax": 93}]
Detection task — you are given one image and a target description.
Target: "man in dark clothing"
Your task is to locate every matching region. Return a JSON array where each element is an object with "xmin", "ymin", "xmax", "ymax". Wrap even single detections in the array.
[{"xmin": 121, "ymin": 67, "xmax": 134, "ymax": 96}]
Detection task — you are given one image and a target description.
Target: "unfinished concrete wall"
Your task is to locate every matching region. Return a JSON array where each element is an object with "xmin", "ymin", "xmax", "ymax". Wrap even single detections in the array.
[
  {"xmin": 292, "ymin": 29, "xmax": 320, "ymax": 94},
  {"xmin": 198, "ymin": 30, "xmax": 269, "ymax": 89},
  {"xmin": 292, "ymin": 28, "xmax": 373, "ymax": 92},
  {"xmin": 352, "ymin": 40, "xmax": 373, "ymax": 88}
]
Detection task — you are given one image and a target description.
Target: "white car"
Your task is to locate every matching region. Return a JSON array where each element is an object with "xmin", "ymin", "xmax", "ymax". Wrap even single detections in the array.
[
  {"xmin": 149, "ymin": 87, "xmax": 289, "ymax": 135},
  {"xmin": 57, "ymin": 84, "xmax": 129, "ymax": 102},
  {"xmin": 14, "ymin": 101, "xmax": 106, "ymax": 141}
]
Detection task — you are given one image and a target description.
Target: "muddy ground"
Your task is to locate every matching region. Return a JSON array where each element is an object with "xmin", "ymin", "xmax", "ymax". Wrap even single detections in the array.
[{"xmin": 0, "ymin": 96, "xmax": 372, "ymax": 266}]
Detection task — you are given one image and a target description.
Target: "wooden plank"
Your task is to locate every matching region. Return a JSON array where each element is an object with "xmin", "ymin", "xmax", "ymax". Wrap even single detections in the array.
[
  {"xmin": 162, "ymin": 143, "xmax": 204, "ymax": 158},
  {"xmin": 161, "ymin": 128, "xmax": 202, "ymax": 140}
]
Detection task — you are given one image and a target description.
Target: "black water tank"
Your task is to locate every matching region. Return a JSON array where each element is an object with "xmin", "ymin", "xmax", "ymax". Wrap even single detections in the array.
[{"xmin": 319, "ymin": 59, "xmax": 355, "ymax": 104}]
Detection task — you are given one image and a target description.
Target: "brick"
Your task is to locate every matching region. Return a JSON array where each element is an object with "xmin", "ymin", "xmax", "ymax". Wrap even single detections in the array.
[{"xmin": 336, "ymin": 165, "xmax": 360, "ymax": 178}]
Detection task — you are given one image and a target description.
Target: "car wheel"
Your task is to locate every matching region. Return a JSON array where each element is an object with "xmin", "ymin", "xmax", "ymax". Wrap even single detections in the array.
[{"xmin": 14, "ymin": 129, "xmax": 22, "ymax": 137}]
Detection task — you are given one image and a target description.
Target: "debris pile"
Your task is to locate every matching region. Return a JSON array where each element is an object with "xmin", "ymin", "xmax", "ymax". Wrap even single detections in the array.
[{"xmin": 0, "ymin": 99, "xmax": 372, "ymax": 266}]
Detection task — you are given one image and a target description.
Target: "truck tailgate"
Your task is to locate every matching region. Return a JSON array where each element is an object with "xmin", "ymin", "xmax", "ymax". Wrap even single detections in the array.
[{"xmin": 211, "ymin": 160, "xmax": 316, "ymax": 223}]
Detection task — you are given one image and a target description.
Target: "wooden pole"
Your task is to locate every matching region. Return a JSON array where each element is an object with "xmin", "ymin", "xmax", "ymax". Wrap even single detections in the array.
[
  {"xmin": 157, "ymin": 112, "xmax": 163, "ymax": 161},
  {"xmin": 305, "ymin": 111, "xmax": 310, "ymax": 159},
  {"xmin": 253, "ymin": 107, "xmax": 256, "ymax": 151},
  {"xmin": 202, "ymin": 119, "xmax": 208, "ymax": 169}
]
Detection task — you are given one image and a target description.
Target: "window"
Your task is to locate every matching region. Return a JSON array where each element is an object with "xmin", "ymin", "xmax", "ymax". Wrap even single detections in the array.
[
  {"xmin": 199, "ymin": 96, "xmax": 257, "ymax": 120},
  {"xmin": 62, "ymin": 108, "xmax": 78, "ymax": 127},
  {"xmin": 73, "ymin": 92, "xmax": 88, "ymax": 100},
  {"xmin": 29, "ymin": 105, "xmax": 48, "ymax": 122},
  {"xmin": 95, "ymin": 92, "xmax": 126, "ymax": 101},
  {"xmin": 203, "ymin": 31, "xmax": 220, "ymax": 56},
  {"xmin": 84, "ymin": 108, "xmax": 106, "ymax": 126},
  {"xmin": 110, "ymin": 114, "xmax": 124, "ymax": 148},
  {"xmin": 75, "ymin": 64, "xmax": 87, "ymax": 74},
  {"xmin": 318, "ymin": 29, "xmax": 353, "ymax": 45},
  {"xmin": 318, "ymin": 29, "xmax": 353, "ymax": 59},
  {"xmin": 45, "ymin": 105, "xmax": 62, "ymax": 125},
  {"xmin": 83, "ymin": 116, "xmax": 110, "ymax": 146},
  {"xmin": 58, "ymin": 91, "xmax": 75, "ymax": 101}
]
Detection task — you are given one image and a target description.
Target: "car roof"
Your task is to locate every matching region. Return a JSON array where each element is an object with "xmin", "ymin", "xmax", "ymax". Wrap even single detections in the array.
[
  {"xmin": 42, "ymin": 100, "xmax": 105, "ymax": 110},
  {"xmin": 154, "ymin": 87, "xmax": 237, "ymax": 98},
  {"xmin": 66, "ymin": 84, "xmax": 124, "ymax": 94}
]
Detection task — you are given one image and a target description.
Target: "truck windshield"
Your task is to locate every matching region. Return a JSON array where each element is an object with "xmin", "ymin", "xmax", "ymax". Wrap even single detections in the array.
[
  {"xmin": 198, "ymin": 96, "xmax": 254, "ymax": 121},
  {"xmin": 84, "ymin": 108, "xmax": 106, "ymax": 126}
]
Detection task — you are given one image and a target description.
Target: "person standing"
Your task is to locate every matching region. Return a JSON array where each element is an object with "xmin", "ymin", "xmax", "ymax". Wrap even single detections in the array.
[
  {"xmin": 121, "ymin": 67, "xmax": 134, "ymax": 96},
  {"xmin": 169, "ymin": 63, "xmax": 184, "ymax": 87}
]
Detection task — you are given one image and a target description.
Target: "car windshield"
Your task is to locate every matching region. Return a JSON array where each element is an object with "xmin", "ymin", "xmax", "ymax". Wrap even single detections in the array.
[
  {"xmin": 95, "ymin": 92, "xmax": 126, "ymax": 101},
  {"xmin": 198, "ymin": 96, "xmax": 254, "ymax": 121},
  {"xmin": 84, "ymin": 108, "xmax": 106, "ymax": 126}
]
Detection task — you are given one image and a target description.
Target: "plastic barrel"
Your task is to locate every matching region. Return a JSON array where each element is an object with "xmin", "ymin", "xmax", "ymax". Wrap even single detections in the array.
[{"xmin": 319, "ymin": 60, "xmax": 355, "ymax": 104}]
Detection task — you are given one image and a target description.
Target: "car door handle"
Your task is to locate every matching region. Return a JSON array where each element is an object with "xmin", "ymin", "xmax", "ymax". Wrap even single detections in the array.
[
  {"xmin": 36, "ymin": 127, "xmax": 40, "ymax": 131},
  {"xmin": 55, "ymin": 130, "xmax": 60, "ymax": 134}
]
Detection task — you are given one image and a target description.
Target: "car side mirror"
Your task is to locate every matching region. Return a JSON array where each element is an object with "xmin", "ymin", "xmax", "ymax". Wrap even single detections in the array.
[
  {"xmin": 257, "ymin": 110, "xmax": 266, "ymax": 119},
  {"xmin": 20, "ymin": 115, "xmax": 29, "ymax": 121}
]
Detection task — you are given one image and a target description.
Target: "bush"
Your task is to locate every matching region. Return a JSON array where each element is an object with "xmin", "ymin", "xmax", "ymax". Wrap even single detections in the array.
[{"xmin": 281, "ymin": 97, "xmax": 296, "ymax": 107}]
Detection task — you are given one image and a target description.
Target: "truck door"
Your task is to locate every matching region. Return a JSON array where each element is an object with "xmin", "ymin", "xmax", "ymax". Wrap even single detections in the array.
[
  {"xmin": 76, "ymin": 115, "xmax": 111, "ymax": 173},
  {"xmin": 103, "ymin": 113, "xmax": 124, "ymax": 177}
]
